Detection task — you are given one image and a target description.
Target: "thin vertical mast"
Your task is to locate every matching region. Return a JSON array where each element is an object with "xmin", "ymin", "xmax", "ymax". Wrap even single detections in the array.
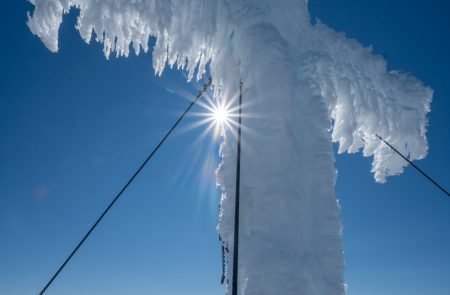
[{"xmin": 231, "ymin": 81, "xmax": 243, "ymax": 295}]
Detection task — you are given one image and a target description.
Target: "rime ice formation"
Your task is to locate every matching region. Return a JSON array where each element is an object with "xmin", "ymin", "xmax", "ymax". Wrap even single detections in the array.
[{"xmin": 27, "ymin": 1, "xmax": 432, "ymax": 294}]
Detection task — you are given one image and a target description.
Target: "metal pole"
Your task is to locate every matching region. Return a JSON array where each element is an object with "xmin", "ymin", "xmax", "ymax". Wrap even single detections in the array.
[{"xmin": 231, "ymin": 81, "xmax": 243, "ymax": 295}]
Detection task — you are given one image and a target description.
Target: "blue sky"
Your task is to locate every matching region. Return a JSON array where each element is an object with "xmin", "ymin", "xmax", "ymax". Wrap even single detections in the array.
[{"xmin": 1, "ymin": 1, "xmax": 449, "ymax": 295}]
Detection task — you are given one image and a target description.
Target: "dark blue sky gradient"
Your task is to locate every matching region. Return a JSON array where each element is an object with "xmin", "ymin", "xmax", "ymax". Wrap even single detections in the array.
[
  {"xmin": 1, "ymin": 2, "xmax": 222, "ymax": 294},
  {"xmin": 1, "ymin": 1, "xmax": 449, "ymax": 294}
]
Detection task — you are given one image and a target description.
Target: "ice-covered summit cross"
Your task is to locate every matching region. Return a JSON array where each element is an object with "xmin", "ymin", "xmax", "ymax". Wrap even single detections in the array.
[{"xmin": 28, "ymin": 1, "xmax": 432, "ymax": 294}]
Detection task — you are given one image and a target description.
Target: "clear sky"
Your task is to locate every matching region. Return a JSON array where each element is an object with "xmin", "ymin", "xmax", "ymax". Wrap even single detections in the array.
[{"xmin": 0, "ymin": 1, "xmax": 449, "ymax": 295}]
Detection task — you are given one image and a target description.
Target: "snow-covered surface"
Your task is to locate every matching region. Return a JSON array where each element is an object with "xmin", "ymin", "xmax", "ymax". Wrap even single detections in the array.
[{"xmin": 27, "ymin": 1, "xmax": 432, "ymax": 294}]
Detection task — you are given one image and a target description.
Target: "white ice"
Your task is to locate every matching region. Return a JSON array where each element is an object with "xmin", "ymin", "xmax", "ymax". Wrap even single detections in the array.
[{"xmin": 27, "ymin": 1, "xmax": 432, "ymax": 294}]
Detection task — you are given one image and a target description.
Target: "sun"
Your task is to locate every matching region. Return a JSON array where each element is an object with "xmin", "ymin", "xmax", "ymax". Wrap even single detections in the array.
[
  {"xmin": 189, "ymin": 95, "xmax": 236, "ymax": 139},
  {"xmin": 204, "ymin": 100, "xmax": 233, "ymax": 137},
  {"xmin": 213, "ymin": 104, "xmax": 230, "ymax": 125}
]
